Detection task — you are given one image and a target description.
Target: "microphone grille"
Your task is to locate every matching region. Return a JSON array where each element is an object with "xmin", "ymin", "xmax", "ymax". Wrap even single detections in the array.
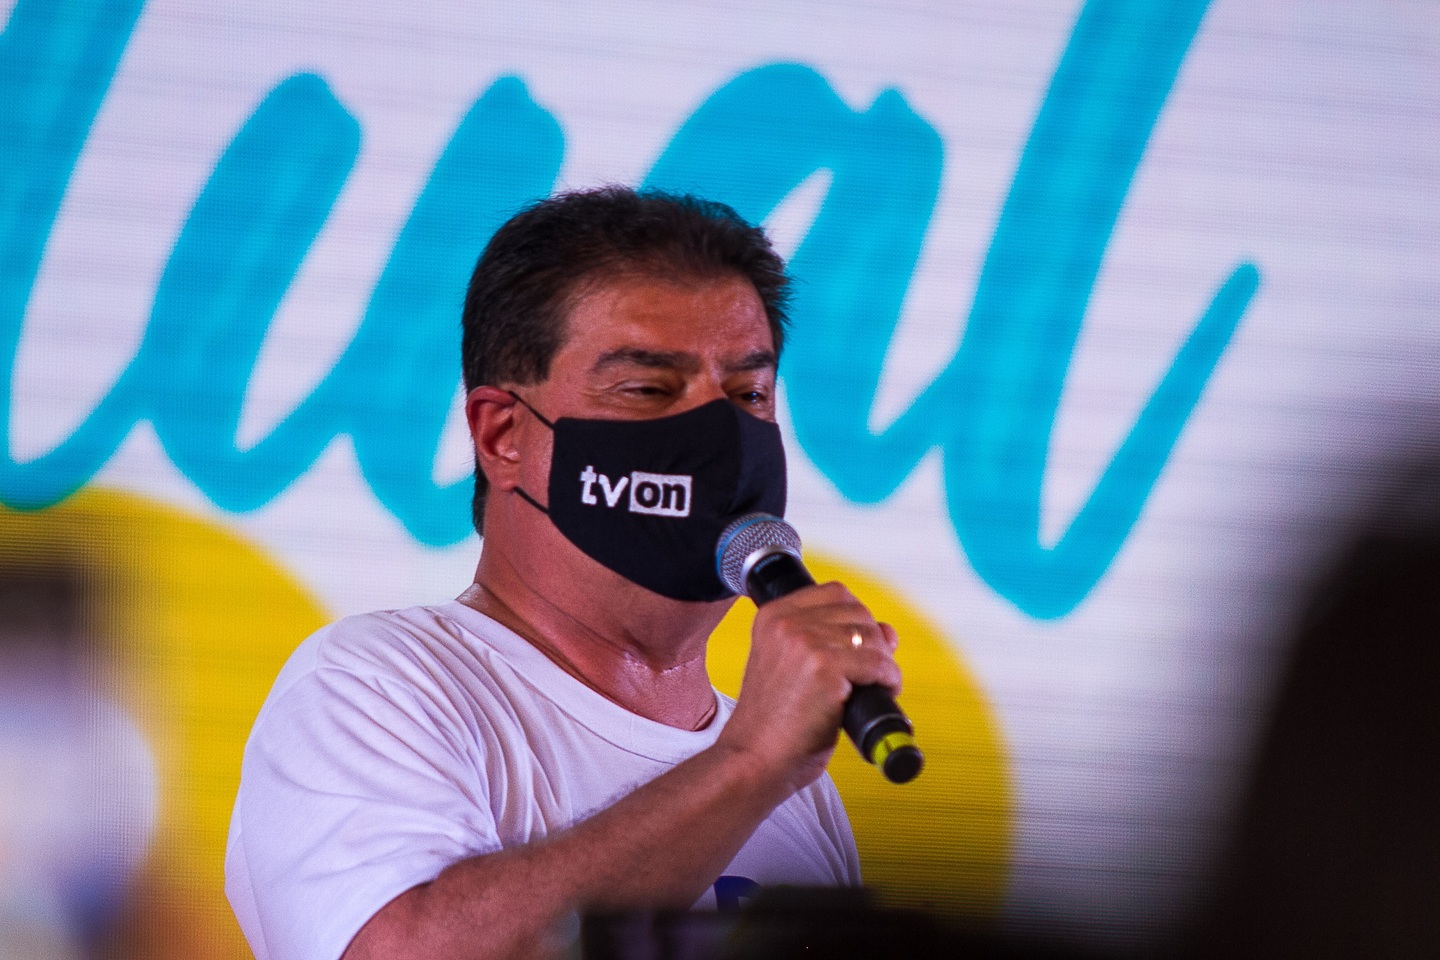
[{"xmin": 715, "ymin": 513, "xmax": 802, "ymax": 595}]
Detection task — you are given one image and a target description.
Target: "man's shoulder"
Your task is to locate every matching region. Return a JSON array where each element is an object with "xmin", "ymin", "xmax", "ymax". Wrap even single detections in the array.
[
  {"xmin": 316, "ymin": 602, "xmax": 483, "ymax": 658},
  {"xmin": 267, "ymin": 601, "xmax": 506, "ymax": 705}
]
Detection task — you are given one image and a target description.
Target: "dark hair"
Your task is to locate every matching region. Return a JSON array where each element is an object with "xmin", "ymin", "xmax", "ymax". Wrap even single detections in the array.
[{"xmin": 460, "ymin": 186, "xmax": 792, "ymax": 532}]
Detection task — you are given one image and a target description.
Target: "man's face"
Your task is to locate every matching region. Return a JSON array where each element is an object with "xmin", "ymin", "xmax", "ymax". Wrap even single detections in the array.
[{"xmin": 498, "ymin": 270, "xmax": 778, "ymax": 599}]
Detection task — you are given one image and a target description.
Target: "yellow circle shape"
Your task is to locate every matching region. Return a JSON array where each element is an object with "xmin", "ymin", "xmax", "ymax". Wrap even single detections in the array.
[{"xmin": 706, "ymin": 553, "xmax": 1012, "ymax": 920}]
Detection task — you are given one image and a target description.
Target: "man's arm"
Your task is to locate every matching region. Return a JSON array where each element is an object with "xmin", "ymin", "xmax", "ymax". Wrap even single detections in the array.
[{"xmin": 342, "ymin": 582, "xmax": 900, "ymax": 960}]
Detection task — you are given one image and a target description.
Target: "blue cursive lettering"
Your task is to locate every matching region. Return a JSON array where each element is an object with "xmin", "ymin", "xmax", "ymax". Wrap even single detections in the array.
[{"xmin": 0, "ymin": 0, "xmax": 1257, "ymax": 618}]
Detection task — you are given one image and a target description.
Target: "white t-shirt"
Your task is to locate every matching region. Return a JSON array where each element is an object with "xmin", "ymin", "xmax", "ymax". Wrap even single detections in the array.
[{"xmin": 225, "ymin": 601, "xmax": 859, "ymax": 960}]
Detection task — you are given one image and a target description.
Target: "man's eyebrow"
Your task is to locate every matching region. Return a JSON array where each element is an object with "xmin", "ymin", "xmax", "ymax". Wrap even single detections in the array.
[
  {"xmin": 590, "ymin": 348, "xmax": 778, "ymax": 374},
  {"xmin": 725, "ymin": 350, "xmax": 778, "ymax": 374},
  {"xmin": 592, "ymin": 348, "xmax": 699, "ymax": 373}
]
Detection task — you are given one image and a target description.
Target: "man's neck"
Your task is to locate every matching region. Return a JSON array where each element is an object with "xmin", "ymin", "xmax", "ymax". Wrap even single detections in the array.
[{"xmin": 458, "ymin": 553, "xmax": 728, "ymax": 731}]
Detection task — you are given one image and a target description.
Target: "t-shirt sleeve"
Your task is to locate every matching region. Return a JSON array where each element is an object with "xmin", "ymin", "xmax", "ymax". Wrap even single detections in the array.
[{"xmin": 227, "ymin": 655, "xmax": 503, "ymax": 960}]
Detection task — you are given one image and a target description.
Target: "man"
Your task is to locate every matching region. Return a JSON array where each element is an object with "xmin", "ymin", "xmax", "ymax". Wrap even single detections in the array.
[{"xmin": 225, "ymin": 187, "xmax": 903, "ymax": 960}]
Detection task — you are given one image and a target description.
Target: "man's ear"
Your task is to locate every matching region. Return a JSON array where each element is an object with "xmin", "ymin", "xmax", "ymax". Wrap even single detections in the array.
[{"xmin": 466, "ymin": 386, "xmax": 525, "ymax": 492}]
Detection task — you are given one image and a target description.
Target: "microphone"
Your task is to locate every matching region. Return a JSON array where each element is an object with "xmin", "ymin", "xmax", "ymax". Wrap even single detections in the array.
[{"xmin": 716, "ymin": 513, "xmax": 924, "ymax": 785}]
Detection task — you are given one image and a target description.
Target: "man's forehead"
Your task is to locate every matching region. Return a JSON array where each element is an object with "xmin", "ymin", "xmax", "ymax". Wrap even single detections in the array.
[{"xmin": 553, "ymin": 271, "xmax": 775, "ymax": 368}]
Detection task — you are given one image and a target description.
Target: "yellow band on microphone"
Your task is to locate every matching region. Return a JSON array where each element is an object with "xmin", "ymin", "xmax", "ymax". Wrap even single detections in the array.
[{"xmin": 871, "ymin": 730, "xmax": 917, "ymax": 767}]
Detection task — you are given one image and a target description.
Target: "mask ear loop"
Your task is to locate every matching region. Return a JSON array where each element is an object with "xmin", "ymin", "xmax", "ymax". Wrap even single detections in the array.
[
  {"xmin": 512, "ymin": 487, "xmax": 549, "ymax": 515},
  {"xmin": 506, "ymin": 389, "xmax": 554, "ymax": 429},
  {"xmin": 505, "ymin": 389, "xmax": 553, "ymax": 515}
]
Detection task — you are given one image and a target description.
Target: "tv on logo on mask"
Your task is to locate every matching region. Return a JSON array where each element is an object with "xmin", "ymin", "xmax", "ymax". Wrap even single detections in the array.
[{"xmin": 578, "ymin": 466, "xmax": 692, "ymax": 517}]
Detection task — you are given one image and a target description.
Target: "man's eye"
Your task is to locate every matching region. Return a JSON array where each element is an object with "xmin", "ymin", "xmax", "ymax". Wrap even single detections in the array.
[{"xmin": 623, "ymin": 383, "xmax": 670, "ymax": 397}]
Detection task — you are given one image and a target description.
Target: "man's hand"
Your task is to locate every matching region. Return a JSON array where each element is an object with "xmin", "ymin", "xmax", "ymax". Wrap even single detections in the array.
[{"xmin": 718, "ymin": 581, "xmax": 903, "ymax": 794}]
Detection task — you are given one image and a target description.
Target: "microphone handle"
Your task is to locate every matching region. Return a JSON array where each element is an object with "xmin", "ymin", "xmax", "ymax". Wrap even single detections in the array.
[{"xmin": 744, "ymin": 551, "xmax": 923, "ymax": 784}]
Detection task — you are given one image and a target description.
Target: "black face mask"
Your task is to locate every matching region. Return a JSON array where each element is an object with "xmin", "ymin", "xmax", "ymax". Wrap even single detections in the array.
[{"xmin": 511, "ymin": 394, "xmax": 787, "ymax": 602}]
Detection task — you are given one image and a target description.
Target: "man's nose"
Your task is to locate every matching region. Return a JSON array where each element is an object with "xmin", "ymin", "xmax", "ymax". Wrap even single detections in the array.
[{"xmin": 678, "ymin": 377, "xmax": 731, "ymax": 412}]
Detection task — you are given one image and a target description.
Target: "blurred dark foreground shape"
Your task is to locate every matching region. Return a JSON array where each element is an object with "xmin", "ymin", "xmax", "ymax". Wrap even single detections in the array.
[
  {"xmin": 582, "ymin": 886, "xmax": 1095, "ymax": 960},
  {"xmin": 1182, "ymin": 458, "xmax": 1440, "ymax": 960}
]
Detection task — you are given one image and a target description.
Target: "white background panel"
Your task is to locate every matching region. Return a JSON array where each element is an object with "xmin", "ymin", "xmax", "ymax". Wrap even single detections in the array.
[{"xmin": 4, "ymin": 0, "xmax": 1437, "ymax": 947}]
